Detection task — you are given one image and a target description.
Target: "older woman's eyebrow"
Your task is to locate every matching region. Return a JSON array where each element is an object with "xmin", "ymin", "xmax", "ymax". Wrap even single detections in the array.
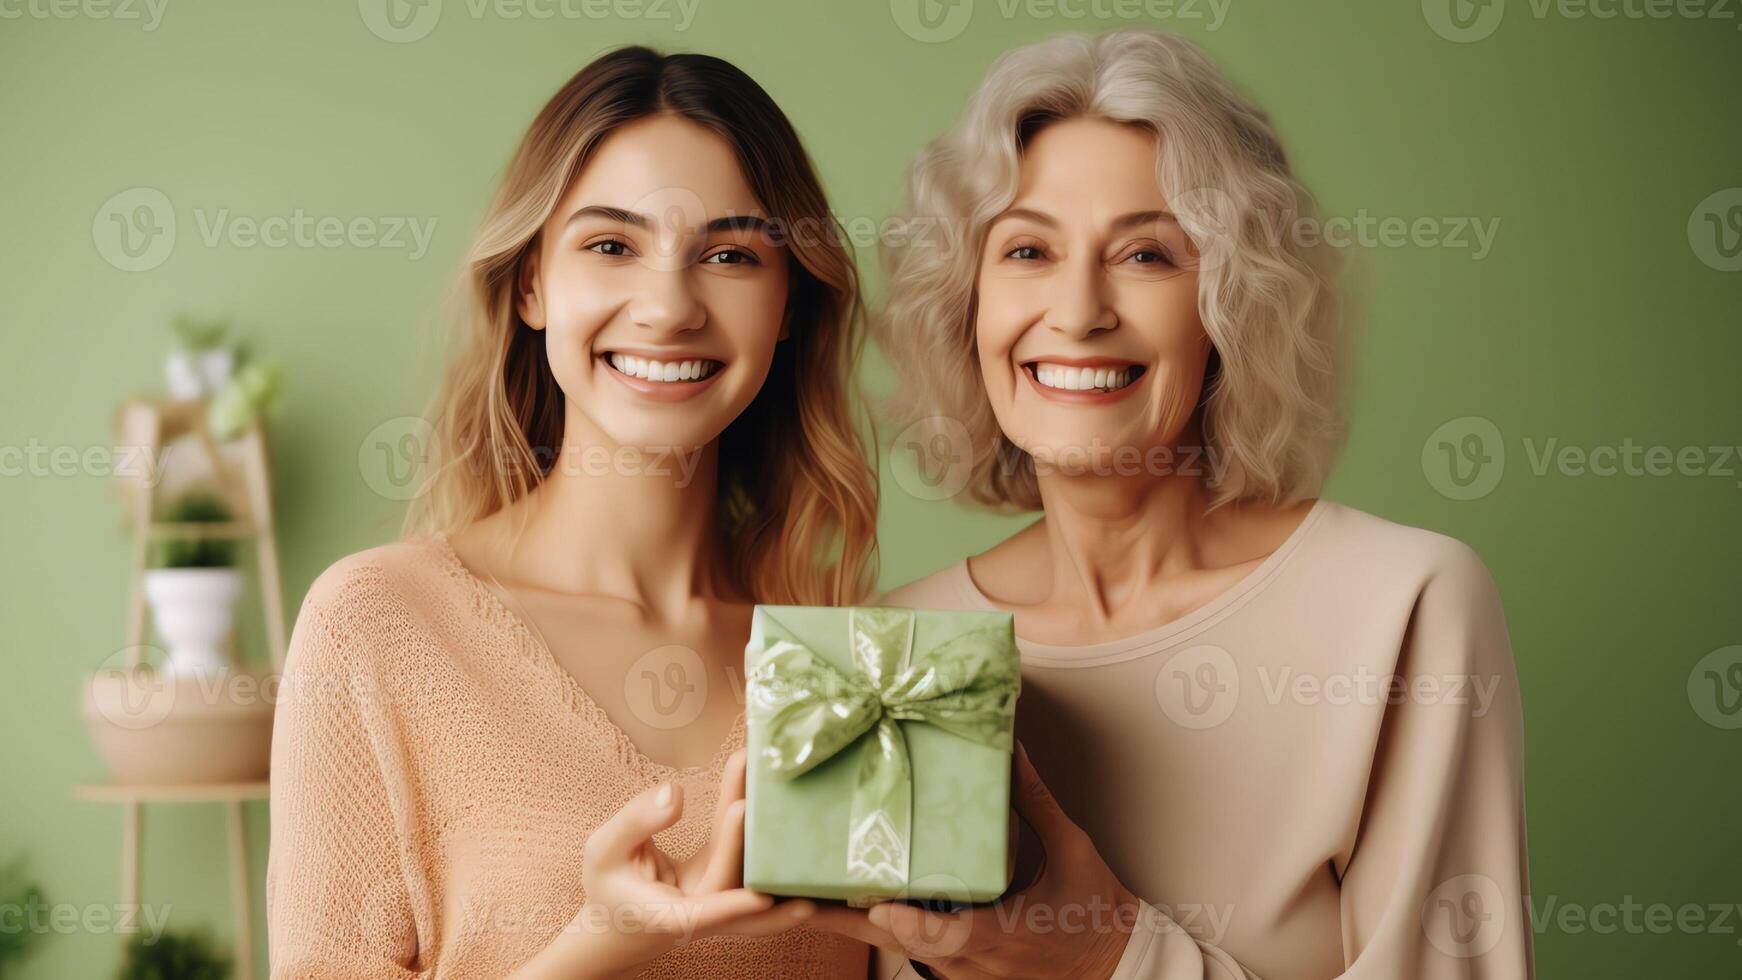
[
  {"xmin": 989, "ymin": 208, "xmax": 1180, "ymax": 231},
  {"xmin": 990, "ymin": 207, "xmax": 1059, "ymax": 228},
  {"xmin": 1110, "ymin": 210, "xmax": 1180, "ymax": 231},
  {"xmin": 563, "ymin": 205, "xmax": 770, "ymax": 235}
]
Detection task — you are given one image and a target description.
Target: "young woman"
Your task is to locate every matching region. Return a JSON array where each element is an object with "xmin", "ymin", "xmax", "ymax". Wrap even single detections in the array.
[
  {"xmin": 267, "ymin": 48, "xmax": 877, "ymax": 978},
  {"xmin": 820, "ymin": 29, "xmax": 1532, "ymax": 980}
]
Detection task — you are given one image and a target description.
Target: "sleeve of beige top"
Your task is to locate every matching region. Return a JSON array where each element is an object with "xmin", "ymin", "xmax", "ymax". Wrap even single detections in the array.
[
  {"xmin": 267, "ymin": 580, "xmax": 427, "ymax": 979},
  {"xmin": 1330, "ymin": 540, "xmax": 1532, "ymax": 977},
  {"xmin": 1106, "ymin": 900, "xmax": 1257, "ymax": 979},
  {"xmin": 1109, "ymin": 539, "xmax": 1531, "ymax": 979}
]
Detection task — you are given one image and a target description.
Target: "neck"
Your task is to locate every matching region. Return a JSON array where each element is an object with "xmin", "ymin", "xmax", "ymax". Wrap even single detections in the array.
[
  {"xmin": 499, "ymin": 411, "xmax": 728, "ymax": 618},
  {"xmin": 1030, "ymin": 432, "xmax": 1212, "ymax": 624}
]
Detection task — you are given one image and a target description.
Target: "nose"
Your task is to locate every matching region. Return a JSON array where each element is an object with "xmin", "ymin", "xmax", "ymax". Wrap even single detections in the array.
[
  {"xmin": 628, "ymin": 266, "xmax": 706, "ymax": 336},
  {"xmin": 1043, "ymin": 254, "xmax": 1117, "ymax": 338}
]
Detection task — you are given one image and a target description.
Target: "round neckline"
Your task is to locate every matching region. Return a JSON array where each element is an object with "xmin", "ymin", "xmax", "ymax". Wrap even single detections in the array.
[
  {"xmin": 420, "ymin": 531, "xmax": 745, "ymax": 780},
  {"xmin": 952, "ymin": 498, "xmax": 1334, "ymax": 668}
]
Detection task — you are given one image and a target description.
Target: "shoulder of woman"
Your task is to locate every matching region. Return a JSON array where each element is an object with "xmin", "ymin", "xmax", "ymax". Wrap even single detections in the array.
[
  {"xmin": 1312, "ymin": 501, "xmax": 1500, "ymax": 595},
  {"xmin": 1312, "ymin": 504, "xmax": 1514, "ymax": 683},
  {"xmin": 300, "ymin": 537, "xmax": 454, "ymax": 614},
  {"xmin": 877, "ymin": 561, "xmax": 979, "ymax": 611},
  {"xmin": 286, "ymin": 537, "xmax": 461, "ymax": 673},
  {"xmin": 276, "ymin": 540, "xmax": 459, "ymax": 725}
]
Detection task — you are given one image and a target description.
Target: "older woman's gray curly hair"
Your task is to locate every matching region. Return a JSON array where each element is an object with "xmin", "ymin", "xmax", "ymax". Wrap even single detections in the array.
[{"xmin": 880, "ymin": 27, "xmax": 1347, "ymax": 511}]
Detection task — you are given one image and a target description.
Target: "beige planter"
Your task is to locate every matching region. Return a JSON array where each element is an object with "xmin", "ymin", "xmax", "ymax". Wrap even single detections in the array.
[{"xmin": 83, "ymin": 665, "xmax": 276, "ymax": 785}]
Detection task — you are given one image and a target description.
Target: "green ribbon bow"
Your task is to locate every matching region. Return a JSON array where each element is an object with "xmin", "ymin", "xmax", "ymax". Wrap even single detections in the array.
[{"xmin": 746, "ymin": 608, "xmax": 1020, "ymax": 900}]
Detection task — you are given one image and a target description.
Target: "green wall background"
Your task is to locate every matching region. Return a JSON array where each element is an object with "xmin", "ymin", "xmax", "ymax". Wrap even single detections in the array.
[{"xmin": 3, "ymin": 1, "xmax": 1738, "ymax": 977}]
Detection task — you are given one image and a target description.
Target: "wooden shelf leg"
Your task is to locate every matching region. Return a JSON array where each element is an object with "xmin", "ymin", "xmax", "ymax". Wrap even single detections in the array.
[
  {"xmin": 227, "ymin": 800, "xmax": 255, "ymax": 980},
  {"xmin": 245, "ymin": 421, "xmax": 289, "ymax": 672},
  {"xmin": 120, "ymin": 802, "xmax": 142, "ymax": 931},
  {"xmin": 256, "ymin": 530, "xmax": 288, "ymax": 672}
]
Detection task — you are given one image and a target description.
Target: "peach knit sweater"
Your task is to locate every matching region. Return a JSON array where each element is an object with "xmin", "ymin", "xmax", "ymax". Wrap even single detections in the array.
[{"xmin": 266, "ymin": 536, "xmax": 869, "ymax": 979}]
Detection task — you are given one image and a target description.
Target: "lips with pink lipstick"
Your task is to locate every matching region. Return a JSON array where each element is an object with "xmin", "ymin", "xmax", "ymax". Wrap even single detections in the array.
[{"xmin": 1021, "ymin": 356, "xmax": 1148, "ymax": 404}]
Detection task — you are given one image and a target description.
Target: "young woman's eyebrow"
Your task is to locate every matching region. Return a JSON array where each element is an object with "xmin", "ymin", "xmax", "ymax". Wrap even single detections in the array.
[
  {"xmin": 564, "ymin": 204, "xmax": 650, "ymax": 229},
  {"xmin": 562, "ymin": 206, "xmax": 769, "ymax": 235},
  {"xmin": 706, "ymin": 214, "xmax": 771, "ymax": 234}
]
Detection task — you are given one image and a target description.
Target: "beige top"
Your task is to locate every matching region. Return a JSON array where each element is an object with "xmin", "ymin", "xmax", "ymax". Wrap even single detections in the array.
[
  {"xmin": 878, "ymin": 500, "xmax": 1532, "ymax": 979},
  {"xmin": 265, "ymin": 535, "xmax": 868, "ymax": 979}
]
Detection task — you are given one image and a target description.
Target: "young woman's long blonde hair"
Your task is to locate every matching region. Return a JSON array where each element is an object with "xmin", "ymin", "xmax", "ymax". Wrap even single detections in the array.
[{"xmin": 405, "ymin": 47, "xmax": 877, "ymax": 605}]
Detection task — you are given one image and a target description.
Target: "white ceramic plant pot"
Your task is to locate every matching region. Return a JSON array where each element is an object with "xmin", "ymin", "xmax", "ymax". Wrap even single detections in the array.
[
  {"xmin": 196, "ymin": 347, "xmax": 234, "ymax": 392},
  {"xmin": 144, "ymin": 567, "xmax": 244, "ymax": 677},
  {"xmin": 164, "ymin": 350, "xmax": 206, "ymax": 399}
]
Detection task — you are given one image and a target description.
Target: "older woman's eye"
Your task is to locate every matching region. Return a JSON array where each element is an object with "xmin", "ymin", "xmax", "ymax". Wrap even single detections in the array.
[
  {"xmin": 1125, "ymin": 247, "xmax": 1175, "ymax": 266},
  {"xmin": 1004, "ymin": 245, "xmax": 1045, "ymax": 261}
]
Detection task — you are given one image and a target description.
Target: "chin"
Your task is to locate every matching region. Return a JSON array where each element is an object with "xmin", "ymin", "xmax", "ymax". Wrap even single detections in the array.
[
  {"xmin": 1014, "ymin": 428, "xmax": 1160, "ymax": 476},
  {"xmin": 597, "ymin": 424, "xmax": 715, "ymax": 456}
]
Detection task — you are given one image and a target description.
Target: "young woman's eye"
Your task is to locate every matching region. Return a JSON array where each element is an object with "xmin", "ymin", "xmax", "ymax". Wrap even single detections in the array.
[
  {"xmin": 702, "ymin": 247, "xmax": 759, "ymax": 266},
  {"xmin": 1004, "ymin": 244, "xmax": 1045, "ymax": 261},
  {"xmin": 586, "ymin": 238, "xmax": 633, "ymax": 257}
]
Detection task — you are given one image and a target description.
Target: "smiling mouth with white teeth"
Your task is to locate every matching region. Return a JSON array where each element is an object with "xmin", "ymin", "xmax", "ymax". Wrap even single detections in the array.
[
  {"xmin": 1026, "ymin": 362, "xmax": 1147, "ymax": 392},
  {"xmin": 605, "ymin": 352, "xmax": 724, "ymax": 383}
]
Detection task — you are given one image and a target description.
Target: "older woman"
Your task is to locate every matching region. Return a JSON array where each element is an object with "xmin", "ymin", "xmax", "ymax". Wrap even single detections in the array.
[{"xmin": 813, "ymin": 28, "xmax": 1532, "ymax": 980}]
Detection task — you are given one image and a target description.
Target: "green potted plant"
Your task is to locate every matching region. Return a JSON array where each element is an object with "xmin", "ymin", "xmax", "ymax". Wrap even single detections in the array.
[
  {"xmin": 205, "ymin": 361, "xmax": 284, "ymax": 441},
  {"xmin": 84, "ymin": 491, "xmax": 274, "ymax": 786},
  {"xmin": 115, "ymin": 929, "xmax": 231, "ymax": 980},
  {"xmin": 0, "ymin": 858, "xmax": 49, "ymax": 975},
  {"xmin": 144, "ymin": 493, "xmax": 241, "ymax": 678},
  {"xmin": 166, "ymin": 315, "xmax": 233, "ymax": 400}
]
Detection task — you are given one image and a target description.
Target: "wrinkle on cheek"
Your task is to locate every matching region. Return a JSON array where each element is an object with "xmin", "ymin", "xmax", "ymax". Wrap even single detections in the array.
[{"xmin": 1143, "ymin": 358, "xmax": 1209, "ymax": 446}]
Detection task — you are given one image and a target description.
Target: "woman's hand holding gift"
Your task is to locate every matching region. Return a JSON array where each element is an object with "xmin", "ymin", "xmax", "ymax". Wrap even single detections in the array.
[
  {"xmin": 810, "ymin": 742, "xmax": 1139, "ymax": 980},
  {"xmin": 511, "ymin": 748, "xmax": 816, "ymax": 980}
]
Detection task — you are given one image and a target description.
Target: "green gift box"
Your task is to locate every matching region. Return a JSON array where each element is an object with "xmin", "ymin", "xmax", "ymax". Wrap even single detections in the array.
[{"xmin": 742, "ymin": 605, "xmax": 1020, "ymax": 907}]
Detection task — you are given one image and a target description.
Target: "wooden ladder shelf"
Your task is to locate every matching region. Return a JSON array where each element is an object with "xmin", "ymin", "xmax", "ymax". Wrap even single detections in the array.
[{"xmin": 76, "ymin": 395, "xmax": 288, "ymax": 980}]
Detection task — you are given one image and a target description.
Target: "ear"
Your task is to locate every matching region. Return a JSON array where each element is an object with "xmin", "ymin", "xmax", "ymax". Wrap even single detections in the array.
[
  {"xmin": 777, "ymin": 287, "xmax": 797, "ymax": 342},
  {"xmin": 516, "ymin": 240, "xmax": 546, "ymax": 330}
]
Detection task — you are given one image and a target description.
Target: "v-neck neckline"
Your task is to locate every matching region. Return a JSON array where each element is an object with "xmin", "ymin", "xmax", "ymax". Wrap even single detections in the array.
[{"xmin": 424, "ymin": 531, "xmax": 745, "ymax": 780}]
